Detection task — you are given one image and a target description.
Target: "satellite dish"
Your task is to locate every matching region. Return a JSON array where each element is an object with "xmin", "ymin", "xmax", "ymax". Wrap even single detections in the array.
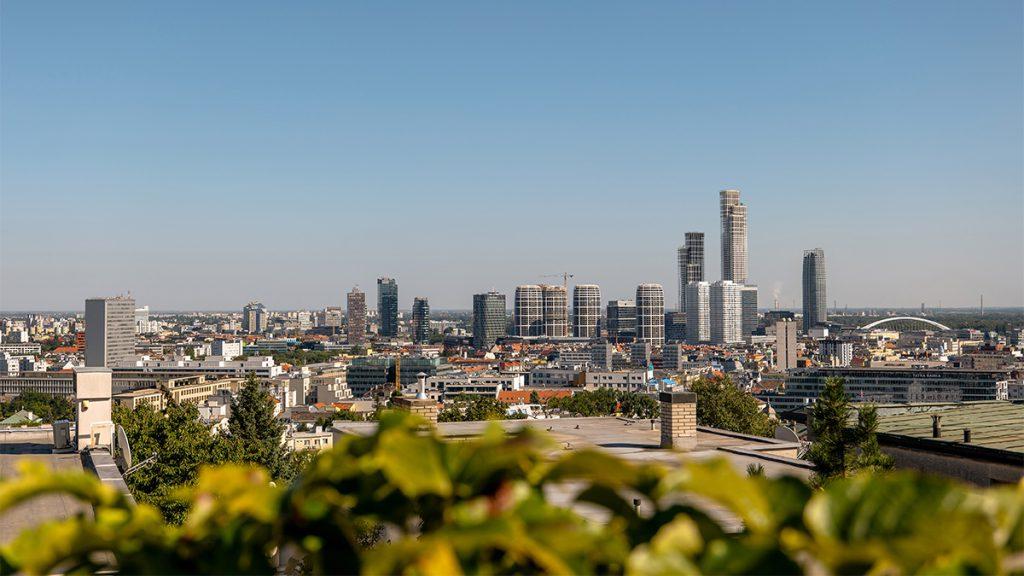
[
  {"xmin": 115, "ymin": 424, "xmax": 133, "ymax": 471},
  {"xmin": 774, "ymin": 425, "xmax": 800, "ymax": 443}
]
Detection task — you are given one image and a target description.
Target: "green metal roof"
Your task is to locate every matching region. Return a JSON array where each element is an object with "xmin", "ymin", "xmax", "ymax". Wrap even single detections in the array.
[{"xmin": 871, "ymin": 401, "xmax": 1024, "ymax": 454}]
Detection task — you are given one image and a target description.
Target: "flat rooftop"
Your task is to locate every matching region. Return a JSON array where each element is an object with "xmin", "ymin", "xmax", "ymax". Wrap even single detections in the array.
[
  {"xmin": 0, "ymin": 429, "xmax": 92, "ymax": 546},
  {"xmin": 333, "ymin": 417, "xmax": 811, "ymax": 477}
]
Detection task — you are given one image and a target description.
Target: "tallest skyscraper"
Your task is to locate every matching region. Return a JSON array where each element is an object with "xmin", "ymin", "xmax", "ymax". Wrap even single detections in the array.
[{"xmin": 719, "ymin": 189, "xmax": 748, "ymax": 284}]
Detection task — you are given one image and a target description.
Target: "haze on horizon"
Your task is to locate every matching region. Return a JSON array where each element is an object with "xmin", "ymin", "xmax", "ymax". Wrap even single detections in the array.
[{"xmin": 1, "ymin": 1, "xmax": 1021, "ymax": 312}]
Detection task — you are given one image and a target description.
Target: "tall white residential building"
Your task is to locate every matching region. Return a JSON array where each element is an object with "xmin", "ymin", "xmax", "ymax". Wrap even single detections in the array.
[
  {"xmin": 684, "ymin": 282, "xmax": 710, "ymax": 344},
  {"xmin": 514, "ymin": 285, "xmax": 543, "ymax": 337},
  {"xmin": 85, "ymin": 296, "xmax": 136, "ymax": 368},
  {"xmin": 572, "ymin": 284, "xmax": 601, "ymax": 338},
  {"xmin": 740, "ymin": 285, "xmax": 759, "ymax": 339},
  {"xmin": 720, "ymin": 189, "xmax": 748, "ymax": 284},
  {"xmin": 709, "ymin": 281, "xmax": 743, "ymax": 345},
  {"xmin": 541, "ymin": 285, "xmax": 568, "ymax": 338},
  {"xmin": 635, "ymin": 283, "xmax": 665, "ymax": 346},
  {"xmin": 775, "ymin": 319, "xmax": 798, "ymax": 371},
  {"xmin": 676, "ymin": 232, "xmax": 704, "ymax": 312}
]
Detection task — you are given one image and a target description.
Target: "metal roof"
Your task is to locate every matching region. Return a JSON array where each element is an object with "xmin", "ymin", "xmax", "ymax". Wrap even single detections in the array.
[{"xmin": 873, "ymin": 401, "xmax": 1024, "ymax": 454}]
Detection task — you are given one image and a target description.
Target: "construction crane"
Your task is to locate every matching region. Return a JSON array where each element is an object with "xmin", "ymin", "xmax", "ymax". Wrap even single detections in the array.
[{"xmin": 541, "ymin": 272, "xmax": 574, "ymax": 291}]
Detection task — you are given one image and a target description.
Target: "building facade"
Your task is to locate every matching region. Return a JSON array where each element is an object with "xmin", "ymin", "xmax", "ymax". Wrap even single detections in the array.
[
  {"xmin": 775, "ymin": 319, "xmax": 798, "ymax": 371},
  {"xmin": 514, "ymin": 285, "xmax": 544, "ymax": 337},
  {"xmin": 802, "ymin": 248, "xmax": 827, "ymax": 332},
  {"xmin": 85, "ymin": 296, "xmax": 136, "ymax": 368},
  {"xmin": 412, "ymin": 297, "xmax": 430, "ymax": 344},
  {"xmin": 740, "ymin": 284, "xmax": 759, "ymax": 339},
  {"xmin": 684, "ymin": 282, "xmax": 710, "ymax": 344},
  {"xmin": 720, "ymin": 189, "xmax": 748, "ymax": 284},
  {"xmin": 606, "ymin": 300, "xmax": 636, "ymax": 342},
  {"xmin": 472, "ymin": 292, "xmax": 506, "ymax": 349},
  {"xmin": 677, "ymin": 231, "xmax": 705, "ymax": 312},
  {"xmin": 541, "ymin": 285, "xmax": 568, "ymax": 338},
  {"xmin": 347, "ymin": 287, "xmax": 367, "ymax": 345},
  {"xmin": 710, "ymin": 280, "xmax": 742, "ymax": 345},
  {"xmin": 241, "ymin": 301, "xmax": 268, "ymax": 334},
  {"xmin": 377, "ymin": 278, "xmax": 399, "ymax": 338},
  {"xmin": 572, "ymin": 284, "xmax": 601, "ymax": 338},
  {"xmin": 635, "ymin": 283, "xmax": 665, "ymax": 346}
]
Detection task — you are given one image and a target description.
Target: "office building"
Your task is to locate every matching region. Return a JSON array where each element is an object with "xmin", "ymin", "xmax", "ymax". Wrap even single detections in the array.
[
  {"xmin": 740, "ymin": 284, "xmax": 759, "ymax": 339},
  {"xmin": 684, "ymin": 282, "xmax": 710, "ymax": 344},
  {"xmin": 321, "ymin": 307, "xmax": 343, "ymax": 328},
  {"xmin": 377, "ymin": 278, "xmax": 399, "ymax": 338},
  {"xmin": 472, "ymin": 292, "xmax": 506, "ymax": 349},
  {"xmin": 720, "ymin": 189, "xmax": 748, "ymax": 283},
  {"xmin": 346, "ymin": 288, "xmax": 366, "ymax": 345},
  {"xmin": 242, "ymin": 301, "xmax": 268, "ymax": 334},
  {"xmin": 802, "ymin": 248, "xmax": 827, "ymax": 332},
  {"xmin": 541, "ymin": 285, "xmax": 568, "ymax": 338},
  {"xmin": 775, "ymin": 320, "xmax": 798, "ymax": 371},
  {"xmin": 635, "ymin": 283, "xmax": 665, "ymax": 346},
  {"xmin": 820, "ymin": 338, "xmax": 853, "ymax": 367},
  {"xmin": 572, "ymin": 284, "xmax": 601, "ymax": 338},
  {"xmin": 785, "ymin": 367, "xmax": 1011, "ymax": 406},
  {"xmin": 85, "ymin": 296, "xmax": 136, "ymax": 368},
  {"xmin": 630, "ymin": 342, "xmax": 652, "ymax": 368},
  {"xmin": 211, "ymin": 339, "xmax": 243, "ymax": 361},
  {"xmin": 676, "ymin": 232, "xmax": 705, "ymax": 312},
  {"xmin": 709, "ymin": 280, "xmax": 742, "ymax": 345},
  {"xmin": 606, "ymin": 300, "xmax": 636, "ymax": 342},
  {"xmin": 664, "ymin": 311, "xmax": 687, "ymax": 343},
  {"xmin": 514, "ymin": 285, "xmax": 544, "ymax": 337},
  {"xmin": 412, "ymin": 297, "xmax": 430, "ymax": 344}
]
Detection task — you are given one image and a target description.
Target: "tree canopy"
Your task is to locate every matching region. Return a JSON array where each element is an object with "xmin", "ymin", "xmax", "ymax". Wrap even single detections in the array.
[
  {"xmin": 0, "ymin": 392, "xmax": 73, "ymax": 424},
  {"xmin": 689, "ymin": 376, "xmax": 774, "ymax": 437},
  {"xmin": 805, "ymin": 377, "xmax": 894, "ymax": 485}
]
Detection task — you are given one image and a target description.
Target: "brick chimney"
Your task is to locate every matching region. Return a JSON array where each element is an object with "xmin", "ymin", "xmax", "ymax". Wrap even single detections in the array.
[{"xmin": 660, "ymin": 391, "xmax": 697, "ymax": 448}]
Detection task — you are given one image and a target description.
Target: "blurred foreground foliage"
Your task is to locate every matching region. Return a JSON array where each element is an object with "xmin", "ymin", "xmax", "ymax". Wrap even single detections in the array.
[{"xmin": 1, "ymin": 410, "xmax": 1021, "ymax": 575}]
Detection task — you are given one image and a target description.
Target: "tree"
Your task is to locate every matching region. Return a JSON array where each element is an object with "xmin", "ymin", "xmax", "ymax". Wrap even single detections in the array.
[
  {"xmin": 225, "ymin": 375, "xmax": 286, "ymax": 477},
  {"xmin": 690, "ymin": 376, "xmax": 774, "ymax": 437},
  {"xmin": 0, "ymin": 392, "xmax": 73, "ymax": 423},
  {"xmin": 113, "ymin": 402, "xmax": 226, "ymax": 523},
  {"xmin": 805, "ymin": 377, "xmax": 894, "ymax": 485},
  {"xmin": 529, "ymin": 390, "xmax": 541, "ymax": 405},
  {"xmin": 438, "ymin": 395, "xmax": 517, "ymax": 422}
]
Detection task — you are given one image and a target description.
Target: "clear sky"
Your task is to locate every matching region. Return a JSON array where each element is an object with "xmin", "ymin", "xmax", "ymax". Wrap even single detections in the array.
[{"xmin": 2, "ymin": 0, "xmax": 1021, "ymax": 311}]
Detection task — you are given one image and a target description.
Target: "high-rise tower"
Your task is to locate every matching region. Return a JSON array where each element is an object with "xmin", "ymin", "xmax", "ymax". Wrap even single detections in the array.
[
  {"xmin": 572, "ymin": 284, "xmax": 601, "ymax": 338},
  {"xmin": 241, "ymin": 301, "xmax": 268, "ymax": 334},
  {"xmin": 606, "ymin": 300, "xmax": 636, "ymax": 342},
  {"xmin": 346, "ymin": 288, "xmax": 367, "ymax": 345},
  {"xmin": 513, "ymin": 285, "xmax": 543, "ymax": 337},
  {"xmin": 710, "ymin": 280, "xmax": 743, "ymax": 345},
  {"xmin": 684, "ymin": 282, "xmax": 710, "ymax": 344},
  {"xmin": 802, "ymin": 249, "xmax": 827, "ymax": 332},
  {"xmin": 411, "ymin": 297, "xmax": 430, "ymax": 344},
  {"xmin": 541, "ymin": 285, "xmax": 568, "ymax": 338},
  {"xmin": 85, "ymin": 295, "xmax": 136, "ymax": 367},
  {"xmin": 720, "ymin": 190, "xmax": 748, "ymax": 284},
  {"xmin": 635, "ymin": 284, "xmax": 665, "ymax": 346},
  {"xmin": 472, "ymin": 292, "xmax": 506, "ymax": 349},
  {"xmin": 377, "ymin": 277, "xmax": 398, "ymax": 338},
  {"xmin": 677, "ymin": 232, "xmax": 705, "ymax": 312}
]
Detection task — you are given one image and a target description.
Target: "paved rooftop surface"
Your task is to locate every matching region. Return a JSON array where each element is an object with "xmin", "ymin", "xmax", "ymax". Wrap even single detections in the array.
[
  {"xmin": 0, "ymin": 429, "xmax": 93, "ymax": 546},
  {"xmin": 873, "ymin": 401, "xmax": 1024, "ymax": 454}
]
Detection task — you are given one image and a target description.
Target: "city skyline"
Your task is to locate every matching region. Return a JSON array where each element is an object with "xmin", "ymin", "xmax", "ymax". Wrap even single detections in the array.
[{"xmin": 2, "ymin": 1, "xmax": 1022, "ymax": 310}]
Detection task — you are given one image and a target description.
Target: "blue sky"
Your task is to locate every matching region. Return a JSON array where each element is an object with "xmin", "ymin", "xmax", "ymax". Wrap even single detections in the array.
[{"xmin": 2, "ymin": 0, "xmax": 1021, "ymax": 310}]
